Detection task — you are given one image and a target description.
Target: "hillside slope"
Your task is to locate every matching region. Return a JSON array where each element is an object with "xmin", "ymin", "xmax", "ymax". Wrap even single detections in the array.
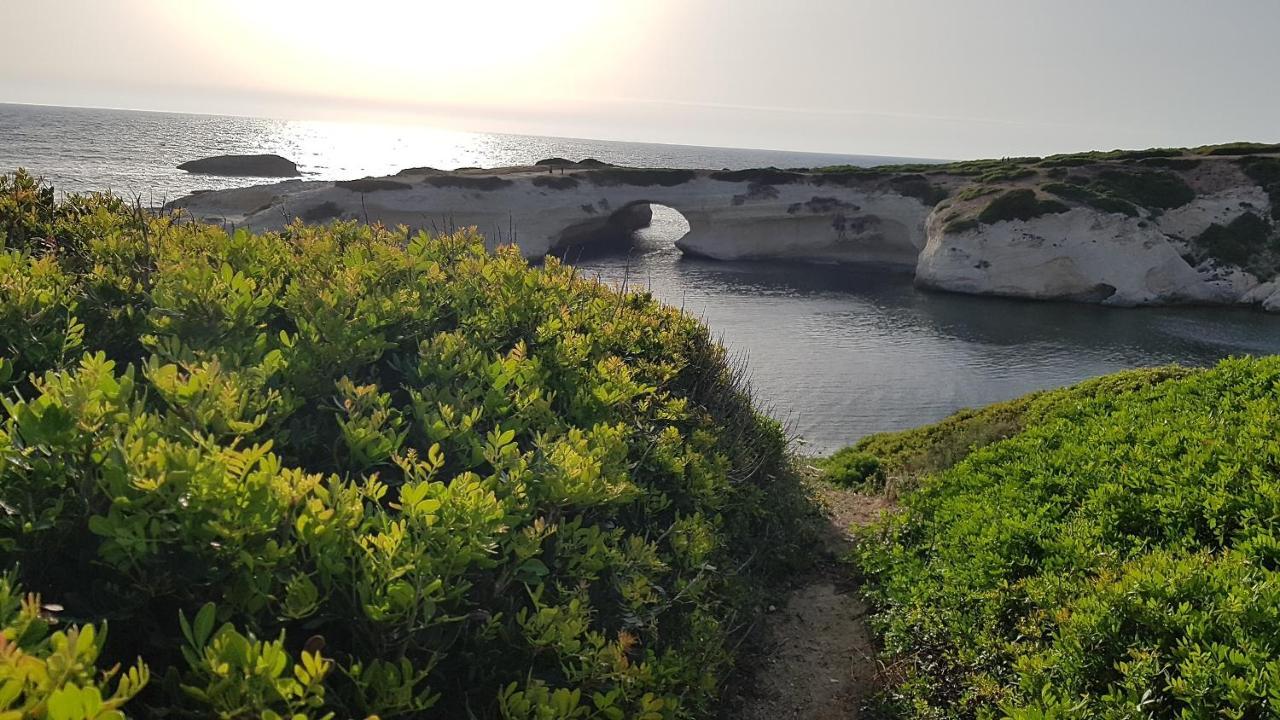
[
  {"xmin": 849, "ymin": 359, "xmax": 1280, "ymax": 717},
  {"xmin": 0, "ymin": 172, "xmax": 817, "ymax": 719}
]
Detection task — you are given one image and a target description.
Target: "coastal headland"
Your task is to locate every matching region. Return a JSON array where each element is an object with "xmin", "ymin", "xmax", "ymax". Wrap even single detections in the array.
[{"xmin": 171, "ymin": 144, "xmax": 1280, "ymax": 311}]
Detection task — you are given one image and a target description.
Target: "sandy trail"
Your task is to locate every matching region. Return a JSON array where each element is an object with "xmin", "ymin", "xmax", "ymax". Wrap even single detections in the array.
[{"xmin": 729, "ymin": 485, "xmax": 891, "ymax": 719}]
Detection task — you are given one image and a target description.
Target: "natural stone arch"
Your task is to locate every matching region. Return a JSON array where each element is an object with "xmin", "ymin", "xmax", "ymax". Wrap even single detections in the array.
[{"xmin": 548, "ymin": 199, "xmax": 696, "ymax": 259}]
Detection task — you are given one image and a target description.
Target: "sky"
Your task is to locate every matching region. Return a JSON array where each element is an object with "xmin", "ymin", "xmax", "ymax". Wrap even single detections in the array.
[{"xmin": 1, "ymin": 0, "xmax": 1278, "ymax": 160}]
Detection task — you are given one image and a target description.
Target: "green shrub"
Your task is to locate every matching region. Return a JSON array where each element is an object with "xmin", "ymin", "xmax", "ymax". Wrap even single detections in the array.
[
  {"xmin": 943, "ymin": 218, "xmax": 980, "ymax": 234},
  {"xmin": 976, "ymin": 167, "xmax": 1035, "ymax": 184},
  {"xmin": 1194, "ymin": 211, "xmax": 1277, "ymax": 273},
  {"xmin": 856, "ymin": 358, "xmax": 1280, "ymax": 718},
  {"xmin": 1039, "ymin": 149, "xmax": 1184, "ymax": 168},
  {"xmin": 0, "ymin": 572, "xmax": 150, "ymax": 720},
  {"xmin": 1138, "ymin": 156, "xmax": 1202, "ymax": 171},
  {"xmin": 887, "ymin": 174, "xmax": 949, "ymax": 205},
  {"xmin": 955, "ymin": 185, "xmax": 999, "ymax": 202},
  {"xmin": 817, "ymin": 447, "xmax": 883, "ymax": 489},
  {"xmin": 1042, "ymin": 182, "xmax": 1140, "ymax": 217},
  {"xmin": 977, "ymin": 190, "xmax": 1070, "ymax": 225},
  {"xmin": 852, "ymin": 366, "xmax": 1189, "ymax": 490},
  {"xmin": 1239, "ymin": 156, "xmax": 1280, "ymax": 220},
  {"xmin": 1091, "ymin": 169, "xmax": 1196, "ymax": 209},
  {"xmin": 1195, "ymin": 142, "xmax": 1280, "ymax": 156},
  {"xmin": 0, "ymin": 173, "xmax": 814, "ymax": 719}
]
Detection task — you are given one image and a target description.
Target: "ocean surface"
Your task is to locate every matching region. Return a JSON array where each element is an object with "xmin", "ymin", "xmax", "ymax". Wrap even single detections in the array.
[
  {"xmin": 6, "ymin": 102, "xmax": 1280, "ymax": 453},
  {"xmin": 0, "ymin": 103, "xmax": 920, "ymax": 203}
]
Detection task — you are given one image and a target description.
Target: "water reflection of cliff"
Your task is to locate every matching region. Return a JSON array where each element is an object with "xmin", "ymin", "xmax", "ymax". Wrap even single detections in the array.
[{"xmin": 574, "ymin": 248, "xmax": 1280, "ymax": 451}]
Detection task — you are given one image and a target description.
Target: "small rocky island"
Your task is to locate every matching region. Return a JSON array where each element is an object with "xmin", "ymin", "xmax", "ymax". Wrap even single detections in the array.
[
  {"xmin": 178, "ymin": 153, "xmax": 301, "ymax": 177},
  {"xmin": 169, "ymin": 144, "xmax": 1280, "ymax": 311}
]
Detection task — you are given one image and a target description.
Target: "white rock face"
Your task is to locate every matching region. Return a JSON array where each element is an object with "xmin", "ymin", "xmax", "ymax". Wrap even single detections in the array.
[
  {"xmin": 169, "ymin": 169, "xmax": 935, "ymax": 267},
  {"xmin": 1243, "ymin": 279, "xmax": 1280, "ymax": 311},
  {"xmin": 1155, "ymin": 186, "xmax": 1272, "ymax": 241},
  {"xmin": 915, "ymin": 206, "xmax": 1251, "ymax": 307},
  {"xmin": 171, "ymin": 165, "xmax": 1280, "ymax": 311}
]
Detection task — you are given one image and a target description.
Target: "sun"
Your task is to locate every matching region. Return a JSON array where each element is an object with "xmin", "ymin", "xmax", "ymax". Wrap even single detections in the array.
[{"xmin": 161, "ymin": 0, "xmax": 634, "ymax": 108}]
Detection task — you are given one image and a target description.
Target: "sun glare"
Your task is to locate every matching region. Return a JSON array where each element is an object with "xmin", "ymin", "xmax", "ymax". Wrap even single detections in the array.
[{"xmin": 164, "ymin": 0, "xmax": 631, "ymax": 108}]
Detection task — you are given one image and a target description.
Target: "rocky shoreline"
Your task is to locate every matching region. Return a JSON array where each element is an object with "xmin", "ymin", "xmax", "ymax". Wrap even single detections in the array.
[{"xmin": 169, "ymin": 145, "xmax": 1280, "ymax": 311}]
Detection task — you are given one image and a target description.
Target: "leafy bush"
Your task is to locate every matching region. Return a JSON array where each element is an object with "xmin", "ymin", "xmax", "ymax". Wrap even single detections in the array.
[
  {"xmin": 0, "ymin": 173, "xmax": 814, "ymax": 719},
  {"xmin": 851, "ymin": 367, "xmax": 1189, "ymax": 491},
  {"xmin": 1091, "ymin": 169, "xmax": 1196, "ymax": 210},
  {"xmin": 977, "ymin": 190, "xmax": 1069, "ymax": 225},
  {"xmin": 855, "ymin": 358, "xmax": 1280, "ymax": 718},
  {"xmin": 1195, "ymin": 142, "xmax": 1280, "ymax": 156},
  {"xmin": 1042, "ymin": 182, "xmax": 1140, "ymax": 217},
  {"xmin": 0, "ymin": 572, "xmax": 150, "ymax": 720},
  {"xmin": 887, "ymin": 175, "xmax": 949, "ymax": 205},
  {"xmin": 943, "ymin": 218, "xmax": 980, "ymax": 234},
  {"xmin": 817, "ymin": 448, "xmax": 882, "ymax": 489},
  {"xmin": 1138, "ymin": 156, "xmax": 1202, "ymax": 171},
  {"xmin": 1239, "ymin": 156, "xmax": 1280, "ymax": 220},
  {"xmin": 1194, "ymin": 211, "xmax": 1277, "ymax": 272},
  {"xmin": 1038, "ymin": 148, "xmax": 1184, "ymax": 168},
  {"xmin": 976, "ymin": 167, "xmax": 1035, "ymax": 184}
]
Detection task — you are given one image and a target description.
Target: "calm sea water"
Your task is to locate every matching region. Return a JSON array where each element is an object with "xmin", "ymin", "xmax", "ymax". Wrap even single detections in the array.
[
  {"xmin": 0, "ymin": 103, "xmax": 919, "ymax": 203},
  {"xmin": 5, "ymin": 103, "xmax": 1280, "ymax": 453},
  {"xmin": 576, "ymin": 208, "xmax": 1280, "ymax": 452}
]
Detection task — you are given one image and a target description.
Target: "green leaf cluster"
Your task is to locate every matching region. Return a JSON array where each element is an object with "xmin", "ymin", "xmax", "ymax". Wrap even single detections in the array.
[
  {"xmin": 0, "ymin": 172, "xmax": 813, "ymax": 719},
  {"xmin": 855, "ymin": 358, "xmax": 1280, "ymax": 718}
]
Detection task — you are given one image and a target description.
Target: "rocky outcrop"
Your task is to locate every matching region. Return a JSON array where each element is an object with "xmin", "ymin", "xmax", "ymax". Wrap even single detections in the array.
[
  {"xmin": 178, "ymin": 154, "xmax": 301, "ymax": 177},
  {"xmin": 916, "ymin": 149, "xmax": 1280, "ymax": 310},
  {"xmin": 168, "ymin": 145, "xmax": 1280, "ymax": 312},
  {"xmin": 168, "ymin": 164, "xmax": 945, "ymax": 267},
  {"xmin": 916, "ymin": 206, "xmax": 1238, "ymax": 306}
]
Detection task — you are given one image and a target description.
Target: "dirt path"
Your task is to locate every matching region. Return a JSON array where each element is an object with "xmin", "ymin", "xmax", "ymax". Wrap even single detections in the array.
[{"xmin": 729, "ymin": 485, "xmax": 892, "ymax": 719}]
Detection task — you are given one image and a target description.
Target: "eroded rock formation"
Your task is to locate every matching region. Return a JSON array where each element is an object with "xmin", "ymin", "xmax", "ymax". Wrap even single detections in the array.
[
  {"xmin": 169, "ymin": 162, "xmax": 948, "ymax": 267},
  {"xmin": 168, "ymin": 145, "xmax": 1280, "ymax": 311}
]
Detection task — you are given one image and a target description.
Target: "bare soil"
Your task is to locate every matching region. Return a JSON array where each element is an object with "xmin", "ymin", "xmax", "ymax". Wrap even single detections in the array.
[{"xmin": 726, "ymin": 484, "xmax": 892, "ymax": 719}]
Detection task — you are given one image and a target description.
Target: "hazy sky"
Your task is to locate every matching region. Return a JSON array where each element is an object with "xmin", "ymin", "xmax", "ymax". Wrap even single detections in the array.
[{"xmin": 2, "ymin": 0, "xmax": 1278, "ymax": 159}]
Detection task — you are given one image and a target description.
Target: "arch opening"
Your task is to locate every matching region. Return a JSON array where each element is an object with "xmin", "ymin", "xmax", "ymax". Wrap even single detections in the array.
[{"xmin": 551, "ymin": 201, "xmax": 691, "ymax": 261}]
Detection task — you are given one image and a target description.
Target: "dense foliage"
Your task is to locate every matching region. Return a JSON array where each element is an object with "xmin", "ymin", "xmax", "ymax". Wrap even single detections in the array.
[
  {"xmin": 976, "ymin": 190, "xmax": 1069, "ymax": 225},
  {"xmin": 0, "ymin": 170, "xmax": 813, "ymax": 719},
  {"xmin": 854, "ymin": 359, "xmax": 1280, "ymax": 718},
  {"xmin": 1195, "ymin": 212, "xmax": 1278, "ymax": 275},
  {"xmin": 815, "ymin": 447, "xmax": 882, "ymax": 490}
]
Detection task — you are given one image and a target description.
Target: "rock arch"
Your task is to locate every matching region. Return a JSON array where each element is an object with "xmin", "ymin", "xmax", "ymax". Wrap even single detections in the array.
[{"xmin": 168, "ymin": 164, "xmax": 939, "ymax": 266}]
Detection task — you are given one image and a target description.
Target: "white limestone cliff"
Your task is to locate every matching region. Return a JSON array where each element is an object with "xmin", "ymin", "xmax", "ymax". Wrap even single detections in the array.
[
  {"xmin": 916, "ymin": 186, "xmax": 1277, "ymax": 309},
  {"xmin": 169, "ymin": 160, "xmax": 1280, "ymax": 312},
  {"xmin": 168, "ymin": 167, "xmax": 937, "ymax": 267}
]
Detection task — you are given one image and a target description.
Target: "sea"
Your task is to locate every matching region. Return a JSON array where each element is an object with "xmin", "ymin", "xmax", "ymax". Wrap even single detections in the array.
[{"xmin": 5, "ymin": 101, "xmax": 1280, "ymax": 453}]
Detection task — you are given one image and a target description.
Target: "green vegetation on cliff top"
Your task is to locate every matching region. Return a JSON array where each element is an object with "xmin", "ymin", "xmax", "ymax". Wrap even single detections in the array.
[
  {"xmin": 0, "ymin": 170, "xmax": 815, "ymax": 719},
  {"xmin": 850, "ymin": 360, "xmax": 1280, "ymax": 718}
]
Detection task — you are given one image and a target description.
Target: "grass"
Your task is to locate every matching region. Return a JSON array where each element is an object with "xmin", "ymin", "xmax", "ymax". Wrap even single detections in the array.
[{"xmin": 852, "ymin": 360, "xmax": 1280, "ymax": 717}]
